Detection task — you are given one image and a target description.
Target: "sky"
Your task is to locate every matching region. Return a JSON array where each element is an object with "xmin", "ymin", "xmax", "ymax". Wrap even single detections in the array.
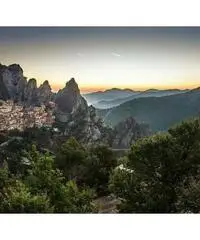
[{"xmin": 1, "ymin": 27, "xmax": 200, "ymax": 93}]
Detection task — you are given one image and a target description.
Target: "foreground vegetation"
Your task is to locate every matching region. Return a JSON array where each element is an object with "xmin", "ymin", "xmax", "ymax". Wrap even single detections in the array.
[
  {"xmin": 110, "ymin": 118, "xmax": 200, "ymax": 213},
  {"xmin": 1, "ymin": 118, "xmax": 200, "ymax": 213},
  {"xmin": 0, "ymin": 133, "xmax": 117, "ymax": 213}
]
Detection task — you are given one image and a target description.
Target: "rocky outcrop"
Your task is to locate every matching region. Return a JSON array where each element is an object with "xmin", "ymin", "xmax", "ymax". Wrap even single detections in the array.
[
  {"xmin": 54, "ymin": 79, "xmax": 149, "ymax": 147},
  {"xmin": 37, "ymin": 80, "xmax": 53, "ymax": 105},
  {"xmin": 0, "ymin": 63, "xmax": 151, "ymax": 148},
  {"xmin": 54, "ymin": 78, "xmax": 112, "ymax": 145},
  {"xmin": 7, "ymin": 64, "xmax": 27, "ymax": 102},
  {"xmin": 0, "ymin": 64, "xmax": 53, "ymax": 106},
  {"xmin": 24, "ymin": 78, "xmax": 38, "ymax": 105},
  {"xmin": 0, "ymin": 76, "xmax": 10, "ymax": 101},
  {"xmin": 55, "ymin": 78, "xmax": 84, "ymax": 113},
  {"xmin": 0, "ymin": 63, "xmax": 27, "ymax": 101},
  {"xmin": 112, "ymin": 117, "xmax": 151, "ymax": 149}
]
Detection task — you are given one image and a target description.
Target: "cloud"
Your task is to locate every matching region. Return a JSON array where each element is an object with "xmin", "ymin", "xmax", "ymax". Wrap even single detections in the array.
[{"xmin": 111, "ymin": 52, "xmax": 121, "ymax": 57}]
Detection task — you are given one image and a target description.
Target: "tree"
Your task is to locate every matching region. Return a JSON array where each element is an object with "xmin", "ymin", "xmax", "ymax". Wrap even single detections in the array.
[
  {"xmin": 109, "ymin": 118, "xmax": 200, "ymax": 213},
  {"xmin": 0, "ymin": 144, "xmax": 97, "ymax": 213},
  {"xmin": 83, "ymin": 145, "xmax": 117, "ymax": 196},
  {"xmin": 0, "ymin": 137, "xmax": 30, "ymax": 175},
  {"xmin": 56, "ymin": 139, "xmax": 117, "ymax": 196},
  {"xmin": 55, "ymin": 137, "xmax": 87, "ymax": 180},
  {"xmin": 0, "ymin": 180, "xmax": 53, "ymax": 213},
  {"xmin": 0, "ymin": 161, "xmax": 9, "ymax": 189},
  {"xmin": 24, "ymin": 145, "xmax": 96, "ymax": 213},
  {"xmin": 0, "ymin": 162, "xmax": 53, "ymax": 213},
  {"xmin": 58, "ymin": 180, "xmax": 96, "ymax": 213},
  {"xmin": 176, "ymin": 177, "xmax": 200, "ymax": 213}
]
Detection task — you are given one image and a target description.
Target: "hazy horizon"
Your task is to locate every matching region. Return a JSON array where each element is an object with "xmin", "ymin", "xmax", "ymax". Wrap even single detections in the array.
[{"xmin": 1, "ymin": 27, "xmax": 200, "ymax": 93}]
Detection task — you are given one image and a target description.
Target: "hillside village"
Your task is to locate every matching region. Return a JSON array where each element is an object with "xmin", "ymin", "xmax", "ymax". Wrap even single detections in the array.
[
  {"xmin": 0, "ymin": 100, "xmax": 55, "ymax": 131},
  {"xmin": 0, "ymin": 63, "xmax": 151, "ymax": 148}
]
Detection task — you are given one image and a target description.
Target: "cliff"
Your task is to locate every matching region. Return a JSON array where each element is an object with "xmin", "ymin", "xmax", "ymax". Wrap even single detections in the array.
[
  {"xmin": 0, "ymin": 63, "xmax": 150, "ymax": 148},
  {"xmin": 0, "ymin": 63, "xmax": 53, "ymax": 105},
  {"xmin": 112, "ymin": 117, "xmax": 151, "ymax": 148}
]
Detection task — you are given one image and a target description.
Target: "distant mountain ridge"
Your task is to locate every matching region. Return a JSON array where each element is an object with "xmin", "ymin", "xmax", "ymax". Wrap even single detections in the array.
[
  {"xmin": 83, "ymin": 87, "xmax": 188, "ymax": 109},
  {"xmin": 83, "ymin": 88, "xmax": 139, "ymax": 105},
  {"xmin": 97, "ymin": 87, "xmax": 200, "ymax": 132}
]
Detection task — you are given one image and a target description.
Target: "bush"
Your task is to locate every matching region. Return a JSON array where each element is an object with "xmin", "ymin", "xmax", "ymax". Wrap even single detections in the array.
[
  {"xmin": 109, "ymin": 118, "xmax": 200, "ymax": 213},
  {"xmin": 0, "ymin": 145, "xmax": 97, "ymax": 213},
  {"xmin": 82, "ymin": 145, "xmax": 117, "ymax": 196}
]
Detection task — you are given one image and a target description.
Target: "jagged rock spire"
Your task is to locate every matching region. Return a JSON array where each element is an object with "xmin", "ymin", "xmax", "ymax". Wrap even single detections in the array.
[
  {"xmin": 8, "ymin": 64, "xmax": 23, "ymax": 73},
  {"xmin": 0, "ymin": 63, "xmax": 25, "ymax": 101},
  {"xmin": 37, "ymin": 80, "xmax": 53, "ymax": 105},
  {"xmin": 55, "ymin": 78, "xmax": 85, "ymax": 113},
  {"xmin": 65, "ymin": 78, "xmax": 80, "ymax": 93}
]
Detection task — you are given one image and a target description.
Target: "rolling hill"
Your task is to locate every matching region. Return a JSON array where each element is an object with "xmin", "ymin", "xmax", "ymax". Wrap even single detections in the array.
[
  {"xmin": 97, "ymin": 88, "xmax": 200, "ymax": 132},
  {"xmin": 82, "ymin": 88, "xmax": 139, "ymax": 105},
  {"xmin": 88, "ymin": 89, "xmax": 188, "ymax": 109}
]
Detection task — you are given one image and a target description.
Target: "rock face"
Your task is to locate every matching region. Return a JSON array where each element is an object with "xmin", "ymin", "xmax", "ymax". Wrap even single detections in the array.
[
  {"xmin": 37, "ymin": 80, "xmax": 53, "ymax": 105},
  {"xmin": 55, "ymin": 78, "xmax": 82, "ymax": 113},
  {"xmin": 24, "ymin": 78, "xmax": 38, "ymax": 105},
  {"xmin": 0, "ymin": 74, "xmax": 10, "ymax": 101},
  {"xmin": 0, "ymin": 64, "xmax": 26, "ymax": 101},
  {"xmin": 0, "ymin": 64, "xmax": 53, "ymax": 106},
  {"xmin": 112, "ymin": 117, "xmax": 151, "ymax": 149},
  {"xmin": 0, "ymin": 63, "xmax": 151, "ymax": 148},
  {"xmin": 54, "ymin": 78, "xmax": 112, "ymax": 145},
  {"xmin": 54, "ymin": 79, "xmax": 150, "ymax": 147}
]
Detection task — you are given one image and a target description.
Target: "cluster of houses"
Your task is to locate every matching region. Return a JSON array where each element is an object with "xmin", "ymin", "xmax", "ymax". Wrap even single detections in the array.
[{"xmin": 0, "ymin": 100, "xmax": 55, "ymax": 131}]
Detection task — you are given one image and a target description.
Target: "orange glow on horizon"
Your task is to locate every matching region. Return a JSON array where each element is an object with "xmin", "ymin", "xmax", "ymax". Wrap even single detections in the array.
[
  {"xmin": 51, "ymin": 82, "xmax": 200, "ymax": 94},
  {"xmin": 3, "ymin": 27, "xmax": 200, "ymax": 96},
  {"xmin": 51, "ymin": 84, "xmax": 108, "ymax": 93}
]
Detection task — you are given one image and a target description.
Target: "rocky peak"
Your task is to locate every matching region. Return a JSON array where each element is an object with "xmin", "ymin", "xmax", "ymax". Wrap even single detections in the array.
[
  {"xmin": 24, "ymin": 78, "xmax": 38, "ymax": 106},
  {"xmin": 0, "ymin": 63, "xmax": 26, "ymax": 101},
  {"xmin": 38, "ymin": 80, "xmax": 51, "ymax": 93},
  {"xmin": 65, "ymin": 78, "xmax": 79, "ymax": 93},
  {"xmin": 42, "ymin": 80, "xmax": 50, "ymax": 86},
  {"xmin": 27, "ymin": 78, "xmax": 37, "ymax": 87},
  {"xmin": 54, "ymin": 78, "xmax": 107, "ymax": 144},
  {"xmin": 8, "ymin": 64, "xmax": 23, "ymax": 74},
  {"xmin": 37, "ymin": 80, "xmax": 53, "ymax": 105},
  {"xmin": 0, "ymin": 63, "xmax": 8, "ymax": 72},
  {"xmin": 112, "ymin": 116, "xmax": 151, "ymax": 149},
  {"xmin": 0, "ymin": 64, "xmax": 54, "ymax": 107},
  {"xmin": 0, "ymin": 63, "xmax": 152, "ymax": 148},
  {"xmin": 55, "ymin": 78, "xmax": 83, "ymax": 114},
  {"xmin": 7, "ymin": 64, "xmax": 24, "ymax": 87}
]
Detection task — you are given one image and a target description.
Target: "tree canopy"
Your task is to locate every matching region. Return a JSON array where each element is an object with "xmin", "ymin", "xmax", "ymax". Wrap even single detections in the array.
[
  {"xmin": 109, "ymin": 118, "xmax": 200, "ymax": 213},
  {"xmin": 0, "ymin": 145, "xmax": 96, "ymax": 213}
]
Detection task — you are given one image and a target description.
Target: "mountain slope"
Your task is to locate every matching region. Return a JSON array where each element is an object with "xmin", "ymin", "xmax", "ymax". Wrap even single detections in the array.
[
  {"xmin": 0, "ymin": 63, "xmax": 150, "ymax": 148},
  {"xmin": 99, "ymin": 89, "xmax": 200, "ymax": 132},
  {"xmin": 83, "ymin": 88, "xmax": 138, "ymax": 105},
  {"xmin": 93, "ymin": 89, "xmax": 188, "ymax": 109}
]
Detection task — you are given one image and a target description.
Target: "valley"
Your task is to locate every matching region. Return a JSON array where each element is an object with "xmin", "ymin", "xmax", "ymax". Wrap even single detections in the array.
[{"xmin": 96, "ymin": 88, "xmax": 200, "ymax": 132}]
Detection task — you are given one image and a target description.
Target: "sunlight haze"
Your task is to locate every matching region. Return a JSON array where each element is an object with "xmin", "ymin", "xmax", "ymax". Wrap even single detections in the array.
[{"xmin": 1, "ymin": 27, "xmax": 200, "ymax": 93}]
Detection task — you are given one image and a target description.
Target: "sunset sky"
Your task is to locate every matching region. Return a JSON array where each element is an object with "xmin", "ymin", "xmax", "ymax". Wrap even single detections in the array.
[{"xmin": 1, "ymin": 27, "xmax": 200, "ymax": 93}]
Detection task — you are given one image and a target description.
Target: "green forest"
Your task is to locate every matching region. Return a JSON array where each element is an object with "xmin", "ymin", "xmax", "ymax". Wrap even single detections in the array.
[
  {"xmin": 1, "ymin": 117, "xmax": 200, "ymax": 213},
  {"xmin": 99, "ymin": 89, "xmax": 200, "ymax": 132}
]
